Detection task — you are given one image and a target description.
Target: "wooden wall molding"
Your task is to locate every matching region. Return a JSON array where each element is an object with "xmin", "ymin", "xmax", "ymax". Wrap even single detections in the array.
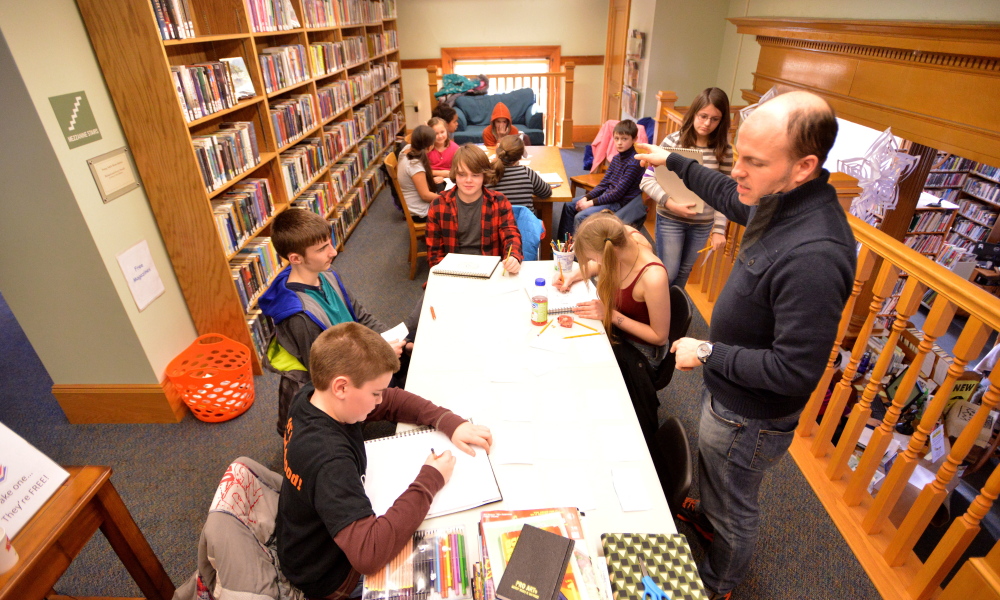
[
  {"xmin": 401, "ymin": 55, "xmax": 602, "ymax": 71},
  {"xmin": 730, "ymin": 18, "xmax": 1000, "ymax": 166},
  {"xmin": 51, "ymin": 380, "xmax": 187, "ymax": 424},
  {"xmin": 755, "ymin": 36, "xmax": 1000, "ymax": 73},
  {"xmin": 572, "ymin": 125, "xmax": 601, "ymax": 143}
]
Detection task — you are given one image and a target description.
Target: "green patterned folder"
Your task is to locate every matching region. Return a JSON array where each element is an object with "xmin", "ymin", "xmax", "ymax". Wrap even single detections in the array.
[{"xmin": 600, "ymin": 533, "xmax": 708, "ymax": 600}]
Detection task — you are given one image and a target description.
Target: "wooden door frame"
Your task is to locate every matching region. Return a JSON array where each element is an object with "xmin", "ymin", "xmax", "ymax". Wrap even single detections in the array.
[{"xmin": 601, "ymin": 0, "xmax": 631, "ymax": 122}]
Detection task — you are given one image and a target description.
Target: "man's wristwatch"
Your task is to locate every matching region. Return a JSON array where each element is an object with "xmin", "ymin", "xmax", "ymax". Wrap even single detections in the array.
[{"xmin": 696, "ymin": 342, "xmax": 714, "ymax": 364}]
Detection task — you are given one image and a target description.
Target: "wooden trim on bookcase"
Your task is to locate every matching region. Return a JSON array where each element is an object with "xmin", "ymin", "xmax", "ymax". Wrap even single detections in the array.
[
  {"xmin": 573, "ymin": 125, "xmax": 600, "ymax": 143},
  {"xmin": 729, "ymin": 17, "xmax": 1000, "ymax": 166},
  {"xmin": 51, "ymin": 379, "xmax": 187, "ymax": 424}
]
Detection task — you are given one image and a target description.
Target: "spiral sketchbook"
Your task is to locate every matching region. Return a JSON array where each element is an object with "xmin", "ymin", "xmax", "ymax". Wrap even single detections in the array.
[
  {"xmin": 431, "ymin": 253, "xmax": 501, "ymax": 279},
  {"xmin": 601, "ymin": 533, "xmax": 707, "ymax": 600},
  {"xmin": 364, "ymin": 428, "xmax": 502, "ymax": 519},
  {"xmin": 523, "ymin": 279, "xmax": 598, "ymax": 315},
  {"xmin": 653, "ymin": 147, "xmax": 706, "ymax": 212}
]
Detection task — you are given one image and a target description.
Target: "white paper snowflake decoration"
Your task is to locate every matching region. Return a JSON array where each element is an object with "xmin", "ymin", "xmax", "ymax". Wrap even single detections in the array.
[
  {"xmin": 739, "ymin": 86, "xmax": 780, "ymax": 125},
  {"xmin": 838, "ymin": 127, "xmax": 920, "ymax": 220}
]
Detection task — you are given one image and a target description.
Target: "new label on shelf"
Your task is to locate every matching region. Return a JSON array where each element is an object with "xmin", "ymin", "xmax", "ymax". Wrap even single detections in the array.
[{"xmin": 48, "ymin": 91, "xmax": 102, "ymax": 149}]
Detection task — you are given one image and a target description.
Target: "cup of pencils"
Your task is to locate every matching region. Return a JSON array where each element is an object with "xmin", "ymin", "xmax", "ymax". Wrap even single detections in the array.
[{"xmin": 552, "ymin": 237, "xmax": 574, "ymax": 275}]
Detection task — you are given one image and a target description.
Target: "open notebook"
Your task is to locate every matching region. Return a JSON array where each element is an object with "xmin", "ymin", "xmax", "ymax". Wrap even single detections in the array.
[
  {"xmin": 524, "ymin": 278, "xmax": 599, "ymax": 315},
  {"xmin": 364, "ymin": 428, "xmax": 502, "ymax": 519},
  {"xmin": 431, "ymin": 253, "xmax": 501, "ymax": 279},
  {"xmin": 652, "ymin": 147, "xmax": 706, "ymax": 212}
]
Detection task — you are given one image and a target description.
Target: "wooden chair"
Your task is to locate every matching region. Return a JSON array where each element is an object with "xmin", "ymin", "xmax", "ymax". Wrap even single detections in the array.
[
  {"xmin": 652, "ymin": 285, "xmax": 694, "ymax": 391},
  {"xmin": 383, "ymin": 152, "xmax": 427, "ymax": 279},
  {"xmin": 569, "ymin": 162, "xmax": 606, "ymax": 199}
]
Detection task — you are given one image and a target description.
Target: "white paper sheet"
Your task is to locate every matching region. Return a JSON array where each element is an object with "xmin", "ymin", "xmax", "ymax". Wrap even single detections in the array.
[
  {"xmin": 116, "ymin": 239, "xmax": 165, "ymax": 311},
  {"xmin": 612, "ymin": 464, "xmax": 653, "ymax": 512},
  {"xmin": 380, "ymin": 322, "xmax": 409, "ymax": 343}
]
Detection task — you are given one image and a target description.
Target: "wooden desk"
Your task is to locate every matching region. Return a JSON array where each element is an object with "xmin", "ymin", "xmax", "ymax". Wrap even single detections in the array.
[
  {"xmin": 405, "ymin": 261, "xmax": 675, "ymax": 560},
  {"xmin": 523, "ymin": 146, "xmax": 572, "ymax": 259},
  {"xmin": 0, "ymin": 466, "xmax": 173, "ymax": 600}
]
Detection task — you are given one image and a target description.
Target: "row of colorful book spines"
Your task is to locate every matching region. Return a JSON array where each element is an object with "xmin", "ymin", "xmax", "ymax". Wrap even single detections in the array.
[
  {"xmin": 172, "ymin": 63, "xmax": 240, "ymax": 121},
  {"xmin": 214, "ymin": 192, "xmax": 274, "ymax": 255},
  {"xmin": 215, "ymin": 180, "xmax": 275, "ymax": 225},
  {"xmin": 926, "ymin": 172, "xmax": 966, "ymax": 187},
  {"xmin": 318, "ymin": 91, "xmax": 354, "ymax": 120},
  {"xmin": 283, "ymin": 140, "xmax": 330, "ymax": 175},
  {"xmin": 953, "ymin": 219, "xmax": 993, "ymax": 240},
  {"xmin": 340, "ymin": 0, "xmax": 388, "ymax": 25},
  {"xmin": 151, "ymin": 0, "xmax": 194, "ymax": 40},
  {"xmin": 937, "ymin": 244, "xmax": 976, "ymax": 267},
  {"xmin": 903, "ymin": 234, "xmax": 943, "ymax": 253},
  {"xmin": 293, "ymin": 182, "xmax": 338, "ymax": 216},
  {"xmin": 246, "ymin": 0, "xmax": 301, "ymax": 33},
  {"xmin": 282, "ymin": 155, "xmax": 330, "ymax": 198},
  {"xmin": 193, "ymin": 125, "xmax": 260, "ymax": 171},
  {"xmin": 964, "ymin": 178, "xmax": 1000, "ymax": 202},
  {"xmin": 247, "ymin": 309, "xmax": 275, "ymax": 359},
  {"xmin": 271, "ymin": 103, "xmax": 318, "ymax": 147},
  {"xmin": 934, "ymin": 155, "xmax": 977, "ymax": 172},
  {"xmin": 194, "ymin": 134, "xmax": 260, "ymax": 192},
  {"xmin": 909, "ymin": 211, "xmax": 953, "ymax": 232},
  {"xmin": 958, "ymin": 202, "xmax": 999, "ymax": 225},
  {"xmin": 233, "ymin": 238, "xmax": 282, "ymax": 276},
  {"xmin": 232, "ymin": 259, "xmax": 276, "ymax": 313},
  {"xmin": 260, "ymin": 54, "xmax": 311, "ymax": 93}
]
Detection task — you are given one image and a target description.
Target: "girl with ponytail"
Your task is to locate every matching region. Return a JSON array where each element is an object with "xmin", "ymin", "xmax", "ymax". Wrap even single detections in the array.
[
  {"xmin": 558, "ymin": 211, "xmax": 670, "ymax": 367},
  {"xmin": 488, "ymin": 135, "xmax": 551, "ymax": 212}
]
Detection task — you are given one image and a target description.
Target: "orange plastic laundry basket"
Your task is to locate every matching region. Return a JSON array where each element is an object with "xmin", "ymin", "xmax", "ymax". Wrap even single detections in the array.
[{"xmin": 166, "ymin": 334, "xmax": 255, "ymax": 422}]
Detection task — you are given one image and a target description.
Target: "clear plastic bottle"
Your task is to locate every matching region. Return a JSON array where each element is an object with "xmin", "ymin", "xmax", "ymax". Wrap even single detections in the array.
[{"xmin": 531, "ymin": 278, "xmax": 548, "ymax": 326}]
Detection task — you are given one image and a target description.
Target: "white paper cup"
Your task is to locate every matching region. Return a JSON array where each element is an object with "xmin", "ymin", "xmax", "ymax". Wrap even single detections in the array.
[
  {"xmin": 553, "ymin": 250, "xmax": 574, "ymax": 275},
  {"xmin": 0, "ymin": 526, "xmax": 18, "ymax": 574}
]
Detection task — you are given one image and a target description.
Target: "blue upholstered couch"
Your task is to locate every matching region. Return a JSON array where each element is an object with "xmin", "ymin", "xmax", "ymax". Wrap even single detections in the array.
[{"xmin": 452, "ymin": 88, "xmax": 545, "ymax": 145}]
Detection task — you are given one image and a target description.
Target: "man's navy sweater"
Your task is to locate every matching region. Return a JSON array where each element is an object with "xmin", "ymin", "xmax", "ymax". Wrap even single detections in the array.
[{"xmin": 666, "ymin": 153, "xmax": 857, "ymax": 419}]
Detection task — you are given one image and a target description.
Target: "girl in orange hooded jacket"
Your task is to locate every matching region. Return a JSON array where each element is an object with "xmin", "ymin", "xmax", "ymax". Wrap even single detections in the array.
[{"xmin": 482, "ymin": 102, "xmax": 520, "ymax": 145}]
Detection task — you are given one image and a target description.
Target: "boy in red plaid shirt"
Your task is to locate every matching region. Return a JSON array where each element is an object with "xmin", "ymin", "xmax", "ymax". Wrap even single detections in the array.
[{"xmin": 426, "ymin": 144, "xmax": 523, "ymax": 273}]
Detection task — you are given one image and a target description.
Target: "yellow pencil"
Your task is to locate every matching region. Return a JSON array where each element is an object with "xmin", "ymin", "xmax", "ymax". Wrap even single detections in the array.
[
  {"xmin": 572, "ymin": 320, "xmax": 599, "ymax": 332},
  {"xmin": 697, "ymin": 246, "xmax": 711, "ymax": 253},
  {"xmin": 537, "ymin": 319, "xmax": 554, "ymax": 336},
  {"xmin": 564, "ymin": 332, "xmax": 603, "ymax": 339},
  {"xmin": 502, "ymin": 245, "xmax": 512, "ymax": 276}
]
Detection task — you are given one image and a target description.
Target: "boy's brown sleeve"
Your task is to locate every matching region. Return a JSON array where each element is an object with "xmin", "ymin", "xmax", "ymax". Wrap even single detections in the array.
[
  {"xmin": 333, "ymin": 465, "xmax": 445, "ymax": 574},
  {"xmin": 366, "ymin": 388, "xmax": 466, "ymax": 438}
]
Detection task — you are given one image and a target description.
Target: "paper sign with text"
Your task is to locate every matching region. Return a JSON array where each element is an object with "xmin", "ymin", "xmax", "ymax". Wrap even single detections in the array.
[
  {"xmin": 116, "ymin": 239, "xmax": 165, "ymax": 311},
  {"xmin": 0, "ymin": 422, "xmax": 70, "ymax": 537}
]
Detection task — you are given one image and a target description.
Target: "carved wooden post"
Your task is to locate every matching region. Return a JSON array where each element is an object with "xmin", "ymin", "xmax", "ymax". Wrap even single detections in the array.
[
  {"xmin": 850, "ymin": 292, "xmax": 956, "ymax": 502},
  {"xmin": 427, "ymin": 65, "xmax": 438, "ymax": 109},
  {"xmin": 886, "ymin": 334, "xmax": 999, "ymax": 567},
  {"xmin": 869, "ymin": 317, "xmax": 990, "ymax": 538},
  {"xmin": 797, "ymin": 246, "xmax": 877, "ymax": 438},
  {"xmin": 561, "ymin": 63, "xmax": 575, "ymax": 149},
  {"xmin": 909, "ymin": 412, "xmax": 1000, "ymax": 600},
  {"xmin": 654, "ymin": 91, "xmax": 678, "ymax": 145},
  {"xmin": 811, "ymin": 260, "xmax": 900, "ymax": 458},
  {"xmin": 829, "ymin": 276, "xmax": 926, "ymax": 485}
]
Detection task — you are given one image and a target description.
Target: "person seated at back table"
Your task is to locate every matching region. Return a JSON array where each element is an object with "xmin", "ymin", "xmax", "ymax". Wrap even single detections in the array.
[
  {"xmin": 397, "ymin": 124, "xmax": 443, "ymax": 222},
  {"xmin": 277, "ymin": 322, "xmax": 492, "ymax": 599},
  {"xmin": 487, "ymin": 134, "xmax": 552, "ymax": 214},
  {"xmin": 258, "ymin": 209, "xmax": 407, "ymax": 436},
  {"xmin": 428, "ymin": 116, "xmax": 459, "ymax": 179},
  {"xmin": 432, "ymin": 102, "xmax": 459, "ymax": 140},
  {"xmin": 482, "ymin": 102, "xmax": 520, "ymax": 146},
  {"xmin": 558, "ymin": 120, "xmax": 645, "ymax": 239},
  {"xmin": 426, "ymin": 144, "xmax": 523, "ymax": 274}
]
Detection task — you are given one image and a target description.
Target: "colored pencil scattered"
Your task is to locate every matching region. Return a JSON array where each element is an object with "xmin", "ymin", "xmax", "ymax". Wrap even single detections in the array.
[
  {"xmin": 572, "ymin": 320, "xmax": 599, "ymax": 332},
  {"xmin": 563, "ymin": 332, "xmax": 603, "ymax": 339},
  {"xmin": 537, "ymin": 319, "xmax": 554, "ymax": 336},
  {"xmin": 430, "ymin": 306, "xmax": 437, "ymax": 320}
]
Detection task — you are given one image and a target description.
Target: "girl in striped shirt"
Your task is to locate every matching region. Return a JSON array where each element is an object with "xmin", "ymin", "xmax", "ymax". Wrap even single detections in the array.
[
  {"xmin": 487, "ymin": 135, "xmax": 552, "ymax": 213},
  {"xmin": 640, "ymin": 87, "xmax": 733, "ymax": 288}
]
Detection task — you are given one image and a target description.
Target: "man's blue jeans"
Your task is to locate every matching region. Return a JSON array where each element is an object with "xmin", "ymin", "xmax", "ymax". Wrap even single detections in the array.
[
  {"xmin": 697, "ymin": 389, "xmax": 801, "ymax": 595},
  {"xmin": 655, "ymin": 215, "xmax": 712, "ymax": 288}
]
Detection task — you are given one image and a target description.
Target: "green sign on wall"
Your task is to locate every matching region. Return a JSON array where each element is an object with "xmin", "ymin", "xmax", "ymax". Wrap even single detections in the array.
[{"xmin": 48, "ymin": 91, "xmax": 102, "ymax": 149}]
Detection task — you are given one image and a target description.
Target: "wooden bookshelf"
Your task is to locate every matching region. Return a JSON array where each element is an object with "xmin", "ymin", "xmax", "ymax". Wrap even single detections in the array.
[{"xmin": 75, "ymin": 0, "xmax": 404, "ymax": 373}]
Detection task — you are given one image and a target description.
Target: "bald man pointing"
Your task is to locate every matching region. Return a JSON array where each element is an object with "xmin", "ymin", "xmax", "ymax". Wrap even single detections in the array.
[{"xmin": 638, "ymin": 91, "xmax": 856, "ymax": 599}]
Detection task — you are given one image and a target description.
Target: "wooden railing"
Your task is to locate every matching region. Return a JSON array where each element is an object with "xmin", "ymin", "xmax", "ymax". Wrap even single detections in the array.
[
  {"xmin": 427, "ymin": 63, "xmax": 575, "ymax": 148},
  {"xmin": 687, "ymin": 191, "xmax": 1000, "ymax": 597}
]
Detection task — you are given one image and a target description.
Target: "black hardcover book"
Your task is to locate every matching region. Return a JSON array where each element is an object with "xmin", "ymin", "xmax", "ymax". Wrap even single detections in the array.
[{"xmin": 496, "ymin": 524, "xmax": 574, "ymax": 600}]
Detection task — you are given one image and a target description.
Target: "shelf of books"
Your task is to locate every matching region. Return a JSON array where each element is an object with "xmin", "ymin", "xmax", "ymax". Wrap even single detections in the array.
[{"xmin": 76, "ymin": 0, "xmax": 403, "ymax": 373}]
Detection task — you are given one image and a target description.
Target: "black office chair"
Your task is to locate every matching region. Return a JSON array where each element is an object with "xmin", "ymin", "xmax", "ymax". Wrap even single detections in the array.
[
  {"xmin": 654, "ymin": 415, "xmax": 693, "ymax": 514},
  {"xmin": 653, "ymin": 285, "xmax": 694, "ymax": 391}
]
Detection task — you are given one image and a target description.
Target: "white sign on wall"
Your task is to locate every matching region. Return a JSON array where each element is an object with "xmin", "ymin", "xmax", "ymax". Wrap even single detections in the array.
[
  {"xmin": 116, "ymin": 239, "xmax": 166, "ymax": 311},
  {"xmin": 0, "ymin": 422, "xmax": 70, "ymax": 538}
]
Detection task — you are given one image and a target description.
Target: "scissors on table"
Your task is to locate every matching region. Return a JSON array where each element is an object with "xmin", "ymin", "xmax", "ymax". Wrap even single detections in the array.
[{"xmin": 638, "ymin": 555, "xmax": 670, "ymax": 600}]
